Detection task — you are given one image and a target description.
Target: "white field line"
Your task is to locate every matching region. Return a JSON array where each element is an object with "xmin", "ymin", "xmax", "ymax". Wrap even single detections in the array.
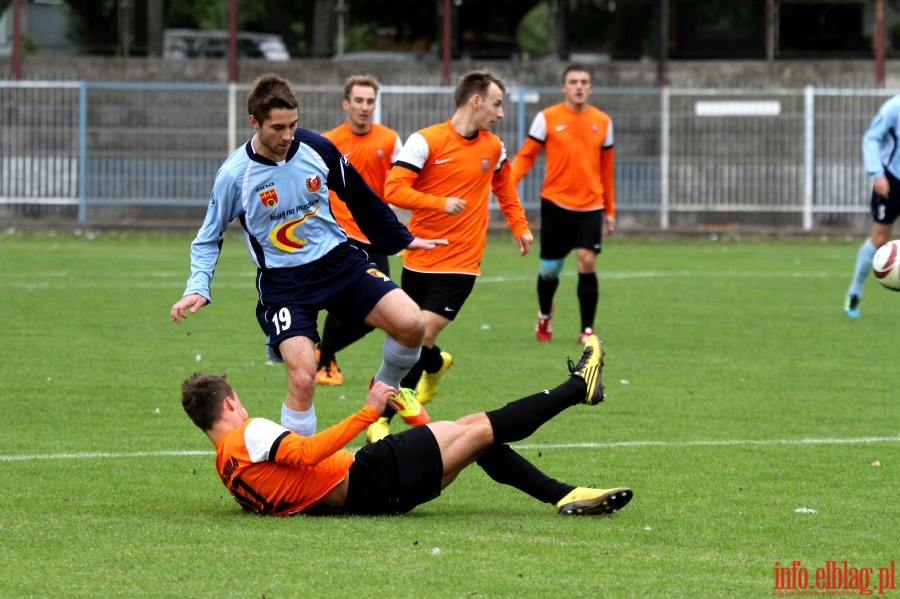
[
  {"xmin": 2, "ymin": 436, "xmax": 898, "ymax": 463},
  {"xmin": 3, "ymin": 270, "xmax": 842, "ymax": 291}
]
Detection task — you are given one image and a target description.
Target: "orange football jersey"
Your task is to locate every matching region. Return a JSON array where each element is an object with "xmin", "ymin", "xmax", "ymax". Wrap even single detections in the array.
[
  {"xmin": 322, "ymin": 122, "xmax": 402, "ymax": 243},
  {"xmin": 385, "ymin": 121, "xmax": 531, "ymax": 275},
  {"xmin": 511, "ymin": 103, "xmax": 615, "ymax": 215},
  {"xmin": 214, "ymin": 405, "xmax": 378, "ymax": 515}
]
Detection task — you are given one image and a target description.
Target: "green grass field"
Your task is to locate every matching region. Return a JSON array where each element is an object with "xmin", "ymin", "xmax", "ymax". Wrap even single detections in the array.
[{"xmin": 0, "ymin": 230, "xmax": 896, "ymax": 598}]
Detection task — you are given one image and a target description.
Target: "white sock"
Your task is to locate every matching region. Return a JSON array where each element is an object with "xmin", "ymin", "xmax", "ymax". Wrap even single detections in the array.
[{"xmin": 280, "ymin": 403, "xmax": 316, "ymax": 436}]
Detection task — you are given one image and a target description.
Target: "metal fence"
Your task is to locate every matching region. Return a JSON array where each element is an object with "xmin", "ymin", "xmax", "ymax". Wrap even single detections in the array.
[{"xmin": 0, "ymin": 80, "xmax": 892, "ymax": 231}]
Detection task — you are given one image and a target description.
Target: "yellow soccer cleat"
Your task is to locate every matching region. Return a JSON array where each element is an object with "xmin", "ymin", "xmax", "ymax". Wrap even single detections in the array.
[
  {"xmin": 415, "ymin": 351, "xmax": 453, "ymax": 404},
  {"xmin": 567, "ymin": 334, "xmax": 605, "ymax": 405},
  {"xmin": 387, "ymin": 388, "xmax": 430, "ymax": 427},
  {"xmin": 366, "ymin": 417, "xmax": 391, "ymax": 443},
  {"xmin": 556, "ymin": 487, "xmax": 632, "ymax": 516}
]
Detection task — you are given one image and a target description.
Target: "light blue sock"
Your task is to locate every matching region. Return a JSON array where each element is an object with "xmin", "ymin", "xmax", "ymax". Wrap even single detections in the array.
[
  {"xmin": 848, "ymin": 238, "xmax": 877, "ymax": 297},
  {"xmin": 374, "ymin": 336, "xmax": 421, "ymax": 389},
  {"xmin": 281, "ymin": 403, "xmax": 316, "ymax": 436}
]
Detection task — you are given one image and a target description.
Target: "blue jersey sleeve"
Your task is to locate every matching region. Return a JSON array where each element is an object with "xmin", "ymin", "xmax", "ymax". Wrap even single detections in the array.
[
  {"xmin": 184, "ymin": 157, "xmax": 246, "ymax": 301},
  {"xmin": 303, "ymin": 132, "xmax": 414, "ymax": 255}
]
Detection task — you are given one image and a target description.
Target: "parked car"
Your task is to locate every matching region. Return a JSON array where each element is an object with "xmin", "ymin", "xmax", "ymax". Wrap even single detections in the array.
[{"xmin": 164, "ymin": 29, "xmax": 289, "ymax": 61}]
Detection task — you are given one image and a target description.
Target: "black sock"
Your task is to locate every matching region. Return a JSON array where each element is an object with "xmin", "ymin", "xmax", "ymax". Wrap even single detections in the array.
[
  {"xmin": 484, "ymin": 377, "xmax": 584, "ymax": 445},
  {"xmin": 399, "ymin": 351, "xmax": 429, "ymax": 389},
  {"xmin": 421, "ymin": 344, "xmax": 444, "ymax": 373},
  {"xmin": 537, "ymin": 276, "xmax": 558, "ymax": 316},
  {"xmin": 477, "ymin": 445, "xmax": 575, "ymax": 504},
  {"xmin": 577, "ymin": 272, "xmax": 598, "ymax": 330}
]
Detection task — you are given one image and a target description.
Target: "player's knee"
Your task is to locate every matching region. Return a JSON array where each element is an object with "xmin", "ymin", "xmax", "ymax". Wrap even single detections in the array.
[
  {"xmin": 394, "ymin": 311, "xmax": 426, "ymax": 347},
  {"xmin": 539, "ymin": 258, "xmax": 564, "ymax": 280},
  {"xmin": 288, "ymin": 368, "xmax": 316, "ymax": 401},
  {"xmin": 872, "ymin": 233, "xmax": 891, "ymax": 248}
]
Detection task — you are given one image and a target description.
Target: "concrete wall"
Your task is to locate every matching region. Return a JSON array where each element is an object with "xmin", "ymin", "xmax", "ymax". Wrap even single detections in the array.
[{"xmin": 2, "ymin": 55, "xmax": 896, "ymax": 89}]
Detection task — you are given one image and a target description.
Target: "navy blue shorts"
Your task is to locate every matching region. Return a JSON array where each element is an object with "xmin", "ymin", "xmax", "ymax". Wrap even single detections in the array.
[
  {"xmin": 870, "ymin": 171, "xmax": 900, "ymax": 224},
  {"xmin": 255, "ymin": 242, "xmax": 398, "ymax": 359},
  {"xmin": 401, "ymin": 269, "xmax": 476, "ymax": 321},
  {"xmin": 539, "ymin": 198, "xmax": 604, "ymax": 260},
  {"xmin": 347, "ymin": 238, "xmax": 391, "ymax": 277},
  {"xmin": 343, "ymin": 425, "xmax": 443, "ymax": 515}
]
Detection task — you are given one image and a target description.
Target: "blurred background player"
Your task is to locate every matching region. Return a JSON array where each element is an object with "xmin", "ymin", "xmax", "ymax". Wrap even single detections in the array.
[
  {"xmin": 511, "ymin": 64, "xmax": 615, "ymax": 343},
  {"xmin": 843, "ymin": 93, "xmax": 900, "ymax": 318},
  {"xmin": 316, "ymin": 75, "xmax": 404, "ymax": 384},
  {"xmin": 377, "ymin": 69, "xmax": 534, "ymax": 442}
]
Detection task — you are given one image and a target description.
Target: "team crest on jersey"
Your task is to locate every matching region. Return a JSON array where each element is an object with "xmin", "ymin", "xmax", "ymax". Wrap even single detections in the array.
[
  {"xmin": 592, "ymin": 124, "xmax": 599, "ymax": 133},
  {"xmin": 376, "ymin": 149, "xmax": 385, "ymax": 160},
  {"xmin": 480, "ymin": 158, "xmax": 490, "ymax": 173},
  {"xmin": 259, "ymin": 188, "xmax": 278, "ymax": 208},
  {"xmin": 306, "ymin": 175, "xmax": 322, "ymax": 193},
  {"xmin": 366, "ymin": 267, "xmax": 390, "ymax": 281}
]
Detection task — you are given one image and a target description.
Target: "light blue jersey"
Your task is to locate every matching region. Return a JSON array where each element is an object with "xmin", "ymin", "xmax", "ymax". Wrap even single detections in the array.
[
  {"xmin": 184, "ymin": 128, "xmax": 413, "ymax": 301},
  {"xmin": 862, "ymin": 95, "xmax": 900, "ymax": 179}
]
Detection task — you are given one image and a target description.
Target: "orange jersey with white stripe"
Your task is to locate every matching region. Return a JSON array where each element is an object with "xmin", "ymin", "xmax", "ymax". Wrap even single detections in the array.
[
  {"xmin": 213, "ymin": 405, "xmax": 379, "ymax": 516},
  {"xmin": 322, "ymin": 122, "xmax": 402, "ymax": 243},
  {"xmin": 385, "ymin": 121, "xmax": 531, "ymax": 274},
  {"xmin": 511, "ymin": 103, "xmax": 615, "ymax": 215}
]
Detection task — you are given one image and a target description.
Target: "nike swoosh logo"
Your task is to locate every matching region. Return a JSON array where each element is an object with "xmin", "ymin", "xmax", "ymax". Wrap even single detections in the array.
[
  {"xmin": 555, "ymin": 125, "xmax": 568, "ymax": 131},
  {"xmin": 442, "ymin": 306, "xmax": 456, "ymax": 312},
  {"xmin": 434, "ymin": 158, "xmax": 452, "ymax": 164}
]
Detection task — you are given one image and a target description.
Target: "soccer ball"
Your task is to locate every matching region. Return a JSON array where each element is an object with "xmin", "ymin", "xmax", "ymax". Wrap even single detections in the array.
[{"xmin": 872, "ymin": 240, "xmax": 900, "ymax": 291}]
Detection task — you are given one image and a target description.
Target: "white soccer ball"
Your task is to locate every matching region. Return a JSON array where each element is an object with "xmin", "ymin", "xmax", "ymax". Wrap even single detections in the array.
[{"xmin": 872, "ymin": 240, "xmax": 900, "ymax": 291}]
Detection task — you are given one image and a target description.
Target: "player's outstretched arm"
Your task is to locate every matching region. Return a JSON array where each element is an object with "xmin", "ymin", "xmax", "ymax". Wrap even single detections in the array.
[
  {"xmin": 171, "ymin": 294, "xmax": 208, "ymax": 323},
  {"xmin": 406, "ymin": 237, "xmax": 450, "ymax": 251}
]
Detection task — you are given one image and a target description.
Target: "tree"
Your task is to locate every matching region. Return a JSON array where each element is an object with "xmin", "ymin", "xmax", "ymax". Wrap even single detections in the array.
[{"xmin": 64, "ymin": 0, "xmax": 124, "ymax": 55}]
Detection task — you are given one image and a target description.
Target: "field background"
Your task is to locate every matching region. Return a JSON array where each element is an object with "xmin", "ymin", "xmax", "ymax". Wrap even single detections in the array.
[{"xmin": 0, "ymin": 230, "xmax": 896, "ymax": 598}]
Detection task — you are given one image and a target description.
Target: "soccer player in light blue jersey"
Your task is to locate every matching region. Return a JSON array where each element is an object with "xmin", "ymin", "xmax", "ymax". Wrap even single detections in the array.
[
  {"xmin": 171, "ymin": 73, "xmax": 447, "ymax": 436},
  {"xmin": 844, "ymin": 94, "xmax": 900, "ymax": 318}
]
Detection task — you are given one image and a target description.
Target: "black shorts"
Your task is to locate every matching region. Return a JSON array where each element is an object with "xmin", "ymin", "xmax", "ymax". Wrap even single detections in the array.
[
  {"xmin": 401, "ymin": 269, "xmax": 476, "ymax": 322},
  {"xmin": 255, "ymin": 242, "xmax": 397, "ymax": 357},
  {"xmin": 870, "ymin": 171, "xmax": 900, "ymax": 224},
  {"xmin": 343, "ymin": 425, "xmax": 443, "ymax": 515},
  {"xmin": 539, "ymin": 198, "xmax": 604, "ymax": 260}
]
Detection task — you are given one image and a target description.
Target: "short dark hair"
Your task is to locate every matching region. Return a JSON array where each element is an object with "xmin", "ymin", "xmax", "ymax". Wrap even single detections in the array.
[
  {"xmin": 181, "ymin": 373, "xmax": 233, "ymax": 431},
  {"xmin": 247, "ymin": 73, "xmax": 299, "ymax": 124},
  {"xmin": 343, "ymin": 74, "xmax": 380, "ymax": 100},
  {"xmin": 454, "ymin": 70, "xmax": 505, "ymax": 108},
  {"xmin": 562, "ymin": 63, "xmax": 590, "ymax": 83}
]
